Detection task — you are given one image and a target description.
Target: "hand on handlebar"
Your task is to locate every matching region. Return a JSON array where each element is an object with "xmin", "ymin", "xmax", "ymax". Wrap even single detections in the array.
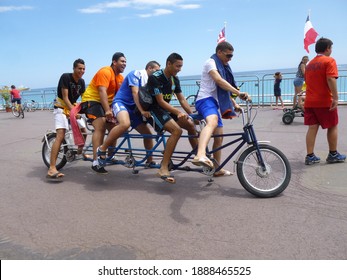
[
  {"xmin": 141, "ymin": 111, "xmax": 152, "ymax": 118},
  {"xmin": 177, "ymin": 112, "xmax": 188, "ymax": 120},
  {"xmin": 234, "ymin": 103, "xmax": 242, "ymax": 113},
  {"xmin": 105, "ymin": 109, "xmax": 114, "ymax": 122},
  {"xmin": 239, "ymin": 92, "xmax": 251, "ymax": 102}
]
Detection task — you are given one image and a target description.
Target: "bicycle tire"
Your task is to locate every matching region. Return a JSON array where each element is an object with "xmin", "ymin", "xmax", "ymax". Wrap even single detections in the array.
[
  {"xmin": 48, "ymin": 102, "xmax": 54, "ymax": 112},
  {"xmin": 186, "ymin": 95, "xmax": 196, "ymax": 107},
  {"xmin": 32, "ymin": 102, "xmax": 39, "ymax": 112},
  {"xmin": 42, "ymin": 133, "xmax": 68, "ymax": 170},
  {"xmin": 11, "ymin": 106, "xmax": 20, "ymax": 117},
  {"xmin": 21, "ymin": 108, "xmax": 24, "ymax": 119},
  {"xmin": 236, "ymin": 144, "xmax": 291, "ymax": 198}
]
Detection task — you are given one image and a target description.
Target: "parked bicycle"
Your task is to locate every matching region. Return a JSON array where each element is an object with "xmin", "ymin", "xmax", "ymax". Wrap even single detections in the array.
[
  {"xmin": 185, "ymin": 81, "xmax": 200, "ymax": 107},
  {"xmin": 22, "ymin": 99, "xmax": 39, "ymax": 112},
  {"xmin": 42, "ymin": 100, "xmax": 291, "ymax": 198}
]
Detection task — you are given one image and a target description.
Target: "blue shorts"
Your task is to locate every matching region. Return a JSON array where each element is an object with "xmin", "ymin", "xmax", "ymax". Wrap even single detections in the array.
[
  {"xmin": 195, "ymin": 97, "xmax": 223, "ymax": 127},
  {"xmin": 112, "ymin": 101, "xmax": 144, "ymax": 129},
  {"xmin": 293, "ymin": 77, "xmax": 304, "ymax": 87}
]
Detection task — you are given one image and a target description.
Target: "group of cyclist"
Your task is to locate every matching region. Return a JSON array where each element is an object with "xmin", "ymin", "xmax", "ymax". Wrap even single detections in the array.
[{"xmin": 46, "ymin": 41, "xmax": 249, "ymax": 182}]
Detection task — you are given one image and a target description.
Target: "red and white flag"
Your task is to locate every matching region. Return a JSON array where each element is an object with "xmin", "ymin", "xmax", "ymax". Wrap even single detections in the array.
[
  {"xmin": 304, "ymin": 15, "xmax": 318, "ymax": 53},
  {"xmin": 217, "ymin": 27, "xmax": 226, "ymax": 44}
]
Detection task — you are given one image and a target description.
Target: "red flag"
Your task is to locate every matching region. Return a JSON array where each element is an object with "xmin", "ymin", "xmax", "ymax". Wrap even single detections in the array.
[
  {"xmin": 217, "ymin": 27, "xmax": 226, "ymax": 44},
  {"xmin": 304, "ymin": 15, "xmax": 318, "ymax": 53}
]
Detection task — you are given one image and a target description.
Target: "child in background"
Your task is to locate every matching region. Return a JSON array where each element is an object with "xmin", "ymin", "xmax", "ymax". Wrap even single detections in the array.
[{"xmin": 273, "ymin": 72, "xmax": 284, "ymax": 109}]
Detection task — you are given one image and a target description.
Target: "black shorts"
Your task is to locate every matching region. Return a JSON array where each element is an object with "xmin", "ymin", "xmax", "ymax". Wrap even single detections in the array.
[
  {"xmin": 149, "ymin": 106, "xmax": 173, "ymax": 132},
  {"xmin": 12, "ymin": 98, "xmax": 21, "ymax": 105},
  {"xmin": 80, "ymin": 101, "xmax": 105, "ymax": 121},
  {"xmin": 274, "ymin": 89, "xmax": 281, "ymax": 97}
]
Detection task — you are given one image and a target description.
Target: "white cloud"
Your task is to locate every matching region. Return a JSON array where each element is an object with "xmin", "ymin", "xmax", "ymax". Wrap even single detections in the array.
[
  {"xmin": 179, "ymin": 4, "xmax": 200, "ymax": 9},
  {"xmin": 78, "ymin": 0, "xmax": 200, "ymax": 16},
  {"xmin": 78, "ymin": 1, "xmax": 130, "ymax": 14},
  {"xmin": 133, "ymin": 0, "xmax": 183, "ymax": 5},
  {"xmin": 0, "ymin": 6, "xmax": 33, "ymax": 13},
  {"xmin": 138, "ymin": 8, "xmax": 173, "ymax": 18}
]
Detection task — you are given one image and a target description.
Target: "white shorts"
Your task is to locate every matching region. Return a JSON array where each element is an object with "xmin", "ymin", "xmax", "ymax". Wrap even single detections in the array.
[{"xmin": 54, "ymin": 108, "xmax": 86, "ymax": 130}]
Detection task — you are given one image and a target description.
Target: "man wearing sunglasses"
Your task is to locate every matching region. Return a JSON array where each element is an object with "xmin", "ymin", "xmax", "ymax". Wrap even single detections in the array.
[{"xmin": 192, "ymin": 41, "xmax": 248, "ymax": 176}]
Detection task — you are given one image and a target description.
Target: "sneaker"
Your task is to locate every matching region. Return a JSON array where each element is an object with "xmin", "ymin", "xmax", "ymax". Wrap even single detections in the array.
[
  {"xmin": 96, "ymin": 147, "xmax": 107, "ymax": 166},
  {"xmin": 305, "ymin": 154, "xmax": 321, "ymax": 165},
  {"xmin": 91, "ymin": 164, "xmax": 108, "ymax": 174},
  {"xmin": 326, "ymin": 152, "xmax": 346, "ymax": 163}
]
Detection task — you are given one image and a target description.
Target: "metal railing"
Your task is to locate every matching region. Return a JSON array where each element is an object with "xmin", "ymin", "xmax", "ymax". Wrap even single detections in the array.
[
  {"xmin": 180, "ymin": 70, "xmax": 347, "ymax": 107},
  {"xmin": 1, "ymin": 71, "xmax": 347, "ymax": 110}
]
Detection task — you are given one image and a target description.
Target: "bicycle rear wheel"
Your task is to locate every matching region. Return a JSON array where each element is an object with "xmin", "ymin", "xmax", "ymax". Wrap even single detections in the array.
[
  {"xmin": 237, "ymin": 144, "xmax": 291, "ymax": 198},
  {"xmin": 42, "ymin": 133, "xmax": 68, "ymax": 170},
  {"xmin": 186, "ymin": 95, "xmax": 196, "ymax": 107}
]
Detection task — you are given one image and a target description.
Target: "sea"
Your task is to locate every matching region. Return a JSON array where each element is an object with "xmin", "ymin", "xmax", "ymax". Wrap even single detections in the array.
[{"xmin": 13, "ymin": 64, "xmax": 347, "ymax": 108}]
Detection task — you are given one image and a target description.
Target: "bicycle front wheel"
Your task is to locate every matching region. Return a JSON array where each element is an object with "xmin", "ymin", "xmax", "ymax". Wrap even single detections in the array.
[
  {"xmin": 21, "ymin": 108, "xmax": 24, "ymax": 119},
  {"xmin": 42, "ymin": 133, "xmax": 67, "ymax": 170},
  {"xmin": 11, "ymin": 106, "xmax": 20, "ymax": 117},
  {"xmin": 237, "ymin": 144, "xmax": 291, "ymax": 198}
]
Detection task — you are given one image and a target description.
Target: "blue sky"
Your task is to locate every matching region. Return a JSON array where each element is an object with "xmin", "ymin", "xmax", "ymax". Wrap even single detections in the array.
[{"xmin": 1, "ymin": 0, "xmax": 346, "ymax": 89}]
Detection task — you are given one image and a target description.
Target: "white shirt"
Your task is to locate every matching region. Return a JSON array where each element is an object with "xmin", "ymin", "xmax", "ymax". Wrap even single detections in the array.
[{"xmin": 196, "ymin": 58, "xmax": 218, "ymax": 102}]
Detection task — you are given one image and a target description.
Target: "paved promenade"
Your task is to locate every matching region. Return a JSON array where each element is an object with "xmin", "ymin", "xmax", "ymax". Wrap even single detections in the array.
[{"xmin": 0, "ymin": 106, "xmax": 346, "ymax": 260}]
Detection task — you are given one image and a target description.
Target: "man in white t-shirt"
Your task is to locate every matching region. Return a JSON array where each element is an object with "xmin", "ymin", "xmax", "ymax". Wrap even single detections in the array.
[{"xmin": 193, "ymin": 41, "xmax": 248, "ymax": 176}]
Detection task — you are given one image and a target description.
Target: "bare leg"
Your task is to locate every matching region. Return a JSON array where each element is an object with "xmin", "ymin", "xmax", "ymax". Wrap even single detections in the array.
[
  {"xmin": 135, "ymin": 123, "xmax": 154, "ymax": 163},
  {"xmin": 175, "ymin": 117, "xmax": 198, "ymax": 150},
  {"xmin": 212, "ymin": 126, "xmax": 223, "ymax": 166},
  {"xmin": 327, "ymin": 125, "xmax": 338, "ymax": 152},
  {"xmin": 196, "ymin": 114, "xmax": 218, "ymax": 159},
  {"xmin": 159, "ymin": 119, "xmax": 182, "ymax": 176},
  {"xmin": 100, "ymin": 111, "xmax": 129, "ymax": 152},
  {"xmin": 293, "ymin": 85, "xmax": 302, "ymax": 108},
  {"xmin": 306, "ymin": 124, "xmax": 319, "ymax": 154},
  {"xmin": 48, "ymin": 128, "xmax": 66, "ymax": 176},
  {"xmin": 91, "ymin": 117, "xmax": 107, "ymax": 160}
]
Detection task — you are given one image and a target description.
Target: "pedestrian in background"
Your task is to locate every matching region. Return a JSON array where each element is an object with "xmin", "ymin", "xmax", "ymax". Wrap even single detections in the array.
[
  {"xmin": 304, "ymin": 37, "xmax": 346, "ymax": 165},
  {"xmin": 293, "ymin": 55, "xmax": 309, "ymax": 108},
  {"xmin": 273, "ymin": 72, "xmax": 284, "ymax": 109}
]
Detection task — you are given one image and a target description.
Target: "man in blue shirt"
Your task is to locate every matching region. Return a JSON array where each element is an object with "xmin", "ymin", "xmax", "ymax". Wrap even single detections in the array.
[{"xmin": 96, "ymin": 61, "xmax": 160, "ymax": 174}]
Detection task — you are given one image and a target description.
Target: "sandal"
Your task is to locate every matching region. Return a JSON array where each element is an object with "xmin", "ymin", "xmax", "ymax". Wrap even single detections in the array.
[
  {"xmin": 213, "ymin": 169, "xmax": 233, "ymax": 177},
  {"xmin": 46, "ymin": 172, "xmax": 64, "ymax": 181},
  {"xmin": 157, "ymin": 173, "xmax": 176, "ymax": 184},
  {"xmin": 96, "ymin": 146, "xmax": 107, "ymax": 166},
  {"xmin": 192, "ymin": 156, "xmax": 213, "ymax": 168}
]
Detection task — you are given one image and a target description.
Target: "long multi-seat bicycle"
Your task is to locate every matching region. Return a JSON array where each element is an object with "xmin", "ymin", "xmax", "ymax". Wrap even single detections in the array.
[{"xmin": 42, "ymin": 100, "xmax": 291, "ymax": 198}]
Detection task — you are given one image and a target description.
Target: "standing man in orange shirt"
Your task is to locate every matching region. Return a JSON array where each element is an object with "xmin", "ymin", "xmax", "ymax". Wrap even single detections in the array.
[
  {"xmin": 81, "ymin": 52, "xmax": 126, "ymax": 174},
  {"xmin": 304, "ymin": 37, "xmax": 345, "ymax": 165}
]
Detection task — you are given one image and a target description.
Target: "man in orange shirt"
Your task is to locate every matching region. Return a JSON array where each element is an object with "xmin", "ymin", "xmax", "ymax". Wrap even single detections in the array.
[
  {"xmin": 304, "ymin": 37, "xmax": 345, "ymax": 165},
  {"xmin": 81, "ymin": 52, "xmax": 126, "ymax": 174}
]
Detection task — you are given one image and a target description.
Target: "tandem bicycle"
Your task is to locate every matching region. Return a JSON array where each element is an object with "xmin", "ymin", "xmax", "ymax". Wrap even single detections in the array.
[{"xmin": 42, "ymin": 100, "xmax": 291, "ymax": 198}]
